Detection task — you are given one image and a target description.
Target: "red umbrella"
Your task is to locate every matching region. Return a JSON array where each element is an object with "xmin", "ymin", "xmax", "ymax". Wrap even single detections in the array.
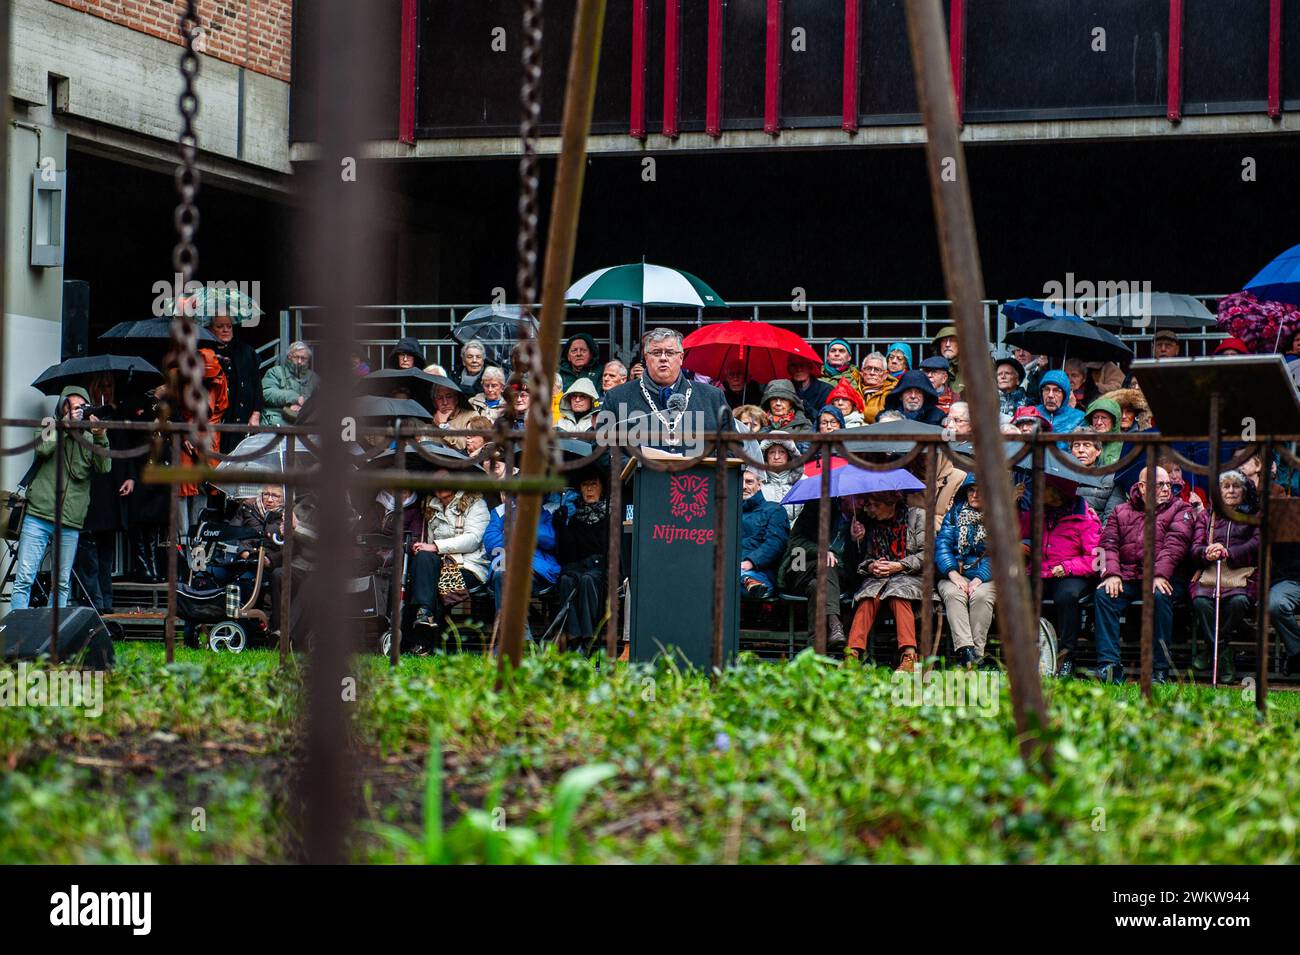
[{"xmin": 681, "ymin": 320, "xmax": 822, "ymax": 383}]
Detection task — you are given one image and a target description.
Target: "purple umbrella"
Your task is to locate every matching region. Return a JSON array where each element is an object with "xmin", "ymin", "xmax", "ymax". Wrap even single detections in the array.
[{"xmin": 781, "ymin": 464, "xmax": 924, "ymax": 505}]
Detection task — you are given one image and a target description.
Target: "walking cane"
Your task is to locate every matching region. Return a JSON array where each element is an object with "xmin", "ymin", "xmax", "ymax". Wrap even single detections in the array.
[{"xmin": 1211, "ymin": 559, "xmax": 1222, "ymax": 688}]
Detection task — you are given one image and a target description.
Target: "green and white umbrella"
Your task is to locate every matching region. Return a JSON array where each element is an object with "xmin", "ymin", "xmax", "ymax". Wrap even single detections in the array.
[
  {"xmin": 164, "ymin": 286, "xmax": 264, "ymax": 326},
  {"xmin": 565, "ymin": 262, "xmax": 725, "ymax": 308}
]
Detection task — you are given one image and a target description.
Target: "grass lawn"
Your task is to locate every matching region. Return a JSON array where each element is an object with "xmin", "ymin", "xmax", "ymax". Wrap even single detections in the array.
[{"xmin": 2, "ymin": 642, "xmax": 1297, "ymax": 863}]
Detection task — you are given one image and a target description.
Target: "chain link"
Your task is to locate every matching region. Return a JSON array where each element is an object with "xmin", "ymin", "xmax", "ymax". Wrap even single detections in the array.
[
  {"xmin": 516, "ymin": 0, "xmax": 553, "ymax": 451},
  {"xmin": 154, "ymin": 0, "xmax": 210, "ymax": 458}
]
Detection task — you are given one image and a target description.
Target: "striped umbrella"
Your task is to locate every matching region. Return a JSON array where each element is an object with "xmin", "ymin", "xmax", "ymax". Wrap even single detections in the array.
[{"xmin": 565, "ymin": 262, "xmax": 726, "ymax": 308}]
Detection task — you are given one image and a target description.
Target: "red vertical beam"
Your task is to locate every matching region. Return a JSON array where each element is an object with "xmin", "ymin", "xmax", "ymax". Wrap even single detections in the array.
[
  {"xmin": 1268, "ymin": 0, "xmax": 1283, "ymax": 118},
  {"xmin": 398, "ymin": 0, "xmax": 418, "ymax": 144},
  {"xmin": 764, "ymin": 0, "xmax": 782, "ymax": 134},
  {"xmin": 663, "ymin": 0, "xmax": 680, "ymax": 137},
  {"xmin": 706, "ymin": 0, "xmax": 723, "ymax": 136},
  {"xmin": 842, "ymin": 0, "xmax": 860, "ymax": 131},
  {"xmin": 1167, "ymin": 0, "xmax": 1184, "ymax": 122},
  {"xmin": 948, "ymin": 0, "xmax": 965, "ymax": 123},
  {"xmin": 631, "ymin": 0, "xmax": 648, "ymax": 138}
]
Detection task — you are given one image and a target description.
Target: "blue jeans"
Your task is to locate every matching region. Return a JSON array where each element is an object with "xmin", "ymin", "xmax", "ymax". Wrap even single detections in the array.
[
  {"xmin": 741, "ymin": 567, "xmax": 773, "ymax": 598},
  {"xmin": 1268, "ymin": 579, "xmax": 1300, "ymax": 656},
  {"xmin": 1093, "ymin": 580, "xmax": 1173, "ymax": 673},
  {"xmin": 10, "ymin": 515, "xmax": 80, "ymax": 610}
]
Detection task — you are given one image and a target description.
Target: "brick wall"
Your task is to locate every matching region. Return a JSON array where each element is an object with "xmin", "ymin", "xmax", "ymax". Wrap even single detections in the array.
[{"xmin": 48, "ymin": 0, "xmax": 292, "ymax": 82}]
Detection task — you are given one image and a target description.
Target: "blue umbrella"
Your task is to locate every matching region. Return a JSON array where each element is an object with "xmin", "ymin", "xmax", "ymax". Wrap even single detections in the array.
[
  {"xmin": 1244, "ymin": 243, "xmax": 1300, "ymax": 308},
  {"xmin": 781, "ymin": 464, "xmax": 924, "ymax": 504},
  {"xmin": 1002, "ymin": 298, "xmax": 1075, "ymax": 326}
]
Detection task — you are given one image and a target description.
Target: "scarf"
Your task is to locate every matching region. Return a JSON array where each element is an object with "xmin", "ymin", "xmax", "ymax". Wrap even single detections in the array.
[
  {"xmin": 769, "ymin": 410, "xmax": 795, "ymax": 429},
  {"xmin": 955, "ymin": 504, "xmax": 986, "ymax": 554},
  {"xmin": 863, "ymin": 505, "xmax": 908, "ymax": 561},
  {"xmin": 572, "ymin": 498, "xmax": 609, "ymax": 525},
  {"xmin": 377, "ymin": 490, "xmax": 417, "ymax": 515}
]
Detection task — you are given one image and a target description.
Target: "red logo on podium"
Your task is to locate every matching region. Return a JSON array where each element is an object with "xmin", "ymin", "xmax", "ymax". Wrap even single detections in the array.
[{"xmin": 668, "ymin": 474, "xmax": 709, "ymax": 523}]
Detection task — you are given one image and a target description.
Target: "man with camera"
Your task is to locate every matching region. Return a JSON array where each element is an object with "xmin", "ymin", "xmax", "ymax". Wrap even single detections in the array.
[{"xmin": 9, "ymin": 386, "xmax": 111, "ymax": 610}]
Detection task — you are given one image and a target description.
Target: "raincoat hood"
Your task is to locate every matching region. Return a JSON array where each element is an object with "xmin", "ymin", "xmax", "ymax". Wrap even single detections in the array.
[
  {"xmin": 1040, "ymin": 369, "xmax": 1071, "ymax": 396},
  {"xmin": 760, "ymin": 378, "xmax": 800, "ymax": 410},
  {"xmin": 561, "ymin": 332, "xmax": 599, "ymax": 371},
  {"xmin": 387, "ymin": 336, "xmax": 426, "ymax": 369},
  {"xmin": 817, "ymin": 405, "xmax": 846, "ymax": 430},
  {"xmin": 887, "ymin": 342, "xmax": 913, "ymax": 369},
  {"xmin": 60, "ymin": 384, "xmax": 91, "ymax": 407},
  {"xmin": 826, "ymin": 377, "xmax": 865, "ymax": 414},
  {"xmin": 1085, "ymin": 397, "xmax": 1122, "ymax": 432},
  {"xmin": 560, "ymin": 376, "xmax": 600, "ymax": 412}
]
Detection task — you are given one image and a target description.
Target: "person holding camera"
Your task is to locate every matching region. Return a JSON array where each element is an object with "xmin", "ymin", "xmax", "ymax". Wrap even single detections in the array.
[{"xmin": 10, "ymin": 386, "xmax": 111, "ymax": 610}]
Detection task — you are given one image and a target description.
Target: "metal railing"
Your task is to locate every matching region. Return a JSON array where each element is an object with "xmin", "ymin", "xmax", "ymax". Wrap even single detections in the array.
[{"xmin": 276, "ymin": 295, "xmax": 1232, "ymax": 373}]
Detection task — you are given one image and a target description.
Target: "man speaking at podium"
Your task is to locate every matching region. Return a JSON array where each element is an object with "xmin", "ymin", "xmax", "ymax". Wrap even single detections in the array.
[{"xmin": 597, "ymin": 327, "xmax": 733, "ymax": 454}]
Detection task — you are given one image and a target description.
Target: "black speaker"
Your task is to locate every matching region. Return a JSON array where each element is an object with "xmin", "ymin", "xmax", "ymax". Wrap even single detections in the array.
[
  {"xmin": 61, "ymin": 280, "xmax": 90, "ymax": 361},
  {"xmin": 0, "ymin": 607, "xmax": 114, "ymax": 668}
]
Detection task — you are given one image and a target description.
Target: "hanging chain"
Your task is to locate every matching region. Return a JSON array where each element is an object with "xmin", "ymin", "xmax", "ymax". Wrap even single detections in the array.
[
  {"xmin": 516, "ymin": 0, "xmax": 553, "ymax": 447},
  {"xmin": 154, "ymin": 0, "xmax": 210, "ymax": 459}
]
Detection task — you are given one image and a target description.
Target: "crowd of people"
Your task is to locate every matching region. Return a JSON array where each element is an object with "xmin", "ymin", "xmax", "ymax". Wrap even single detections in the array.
[{"xmin": 9, "ymin": 318, "xmax": 1300, "ymax": 679}]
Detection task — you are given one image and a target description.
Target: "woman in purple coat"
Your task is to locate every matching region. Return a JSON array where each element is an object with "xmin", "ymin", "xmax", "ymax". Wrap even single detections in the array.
[{"xmin": 1191, "ymin": 470, "xmax": 1260, "ymax": 684}]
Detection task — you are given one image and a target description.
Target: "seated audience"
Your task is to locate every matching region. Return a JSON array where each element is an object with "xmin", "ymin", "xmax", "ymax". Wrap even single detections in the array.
[
  {"xmin": 740, "ymin": 467, "xmax": 790, "ymax": 599},
  {"xmin": 1094, "ymin": 466, "xmax": 1197, "ymax": 684},
  {"xmin": 920, "ymin": 356, "xmax": 956, "ymax": 413},
  {"xmin": 860, "ymin": 352, "xmax": 896, "ymax": 424},
  {"xmin": 993, "ymin": 350, "xmax": 1028, "ymax": 420},
  {"xmin": 846, "ymin": 491, "xmax": 926, "ymax": 670},
  {"xmin": 819, "ymin": 339, "xmax": 864, "ymax": 394},
  {"xmin": 935, "ymin": 474, "xmax": 994, "ymax": 668},
  {"xmin": 1070, "ymin": 428, "xmax": 1124, "ymax": 526},
  {"xmin": 884, "ymin": 370, "xmax": 945, "ymax": 426},
  {"xmin": 483, "ymin": 493, "xmax": 561, "ymax": 643},
  {"xmin": 944, "ymin": 401, "xmax": 972, "ymax": 439},
  {"xmin": 601, "ymin": 360, "xmax": 629, "ymax": 395},
  {"xmin": 262, "ymin": 341, "xmax": 319, "ymax": 426},
  {"xmin": 733, "ymin": 404, "xmax": 769, "ymax": 432},
  {"xmin": 817, "ymin": 405, "xmax": 846, "ymax": 433},
  {"xmin": 430, "ymin": 382, "xmax": 478, "ymax": 450},
  {"xmin": 469, "ymin": 366, "xmax": 509, "ymax": 420},
  {"xmin": 1191, "ymin": 470, "xmax": 1259, "ymax": 683},
  {"xmin": 827, "ymin": 379, "xmax": 867, "ymax": 428},
  {"xmin": 1019, "ymin": 480, "xmax": 1101, "ymax": 677},
  {"xmin": 557, "ymin": 378, "xmax": 599, "ymax": 433},
  {"xmin": 553, "ymin": 469, "xmax": 611, "ymax": 654},
  {"xmin": 778, "ymin": 495, "xmax": 856, "ymax": 647},
  {"xmin": 456, "ymin": 340, "xmax": 491, "ymax": 396},
  {"xmin": 886, "ymin": 342, "xmax": 913, "ymax": 378},
  {"xmin": 787, "ymin": 356, "xmax": 832, "ymax": 422},
  {"xmin": 761, "ymin": 379, "xmax": 813, "ymax": 433},
  {"xmin": 409, "ymin": 476, "xmax": 490, "ymax": 646},
  {"xmin": 720, "ymin": 361, "xmax": 763, "ymax": 408}
]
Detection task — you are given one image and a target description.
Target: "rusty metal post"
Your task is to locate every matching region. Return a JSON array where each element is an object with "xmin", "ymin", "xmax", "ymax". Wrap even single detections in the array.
[
  {"xmin": 388, "ymin": 434, "xmax": 407, "ymax": 667},
  {"xmin": 50, "ymin": 423, "xmax": 64, "ymax": 663},
  {"xmin": 1255, "ymin": 439, "xmax": 1273, "ymax": 715},
  {"xmin": 711, "ymin": 437, "xmax": 729, "ymax": 672},
  {"xmin": 919, "ymin": 444, "xmax": 938, "ymax": 660},
  {"xmin": 813, "ymin": 442, "xmax": 832, "ymax": 654},
  {"xmin": 605, "ymin": 445, "xmax": 622, "ymax": 660},
  {"xmin": 497, "ymin": 0, "xmax": 608, "ymax": 680},
  {"xmin": 279, "ymin": 434, "xmax": 294, "ymax": 665},
  {"xmin": 165, "ymin": 433, "xmax": 180, "ymax": 664},
  {"xmin": 0, "ymin": 0, "xmax": 9, "ymax": 456},
  {"xmin": 1031, "ymin": 443, "xmax": 1045, "ymax": 615},
  {"xmin": 297, "ymin": 0, "xmax": 381, "ymax": 864},
  {"xmin": 903, "ymin": 0, "xmax": 1049, "ymax": 768},
  {"xmin": 1139, "ymin": 445, "xmax": 1158, "ymax": 699}
]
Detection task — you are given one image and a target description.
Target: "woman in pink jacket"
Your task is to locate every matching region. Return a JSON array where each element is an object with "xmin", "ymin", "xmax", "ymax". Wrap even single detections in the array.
[{"xmin": 1020, "ymin": 482, "xmax": 1102, "ymax": 678}]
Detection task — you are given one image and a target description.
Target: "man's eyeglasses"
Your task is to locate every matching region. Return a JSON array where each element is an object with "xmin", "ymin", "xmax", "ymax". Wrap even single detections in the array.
[
  {"xmin": 1139, "ymin": 481, "xmax": 1172, "ymax": 489},
  {"xmin": 645, "ymin": 349, "xmax": 682, "ymax": 360},
  {"xmin": 864, "ymin": 365, "xmax": 886, "ymax": 375}
]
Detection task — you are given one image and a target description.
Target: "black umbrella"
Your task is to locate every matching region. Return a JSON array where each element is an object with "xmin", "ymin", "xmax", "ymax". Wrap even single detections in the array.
[
  {"xmin": 1002, "ymin": 316, "xmax": 1133, "ymax": 364},
  {"xmin": 363, "ymin": 439, "xmax": 469, "ymax": 471},
  {"xmin": 99, "ymin": 319, "xmax": 219, "ymax": 352},
  {"xmin": 452, "ymin": 305, "xmax": 538, "ymax": 369},
  {"xmin": 840, "ymin": 419, "xmax": 972, "ymax": 456},
  {"xmin": 31, "ymin": 355, "xmax": 161, "ymax": 396},
  {"xmin": 353, "ymin": 396, "xmax": 434, "ymax": 421},
  {"xmin": 354, "ymin": 368, "xmax": 445, "ymax": 412},
  {"xmin": 1005, "ymin": 441, "xmax": 1107, "ymax": 489}
]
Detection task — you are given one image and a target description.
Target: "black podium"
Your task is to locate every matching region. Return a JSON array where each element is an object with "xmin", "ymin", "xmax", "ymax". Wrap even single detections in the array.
[{"xmin": 626, "ymin": 456, "xmax": 742, "ymax": 668}]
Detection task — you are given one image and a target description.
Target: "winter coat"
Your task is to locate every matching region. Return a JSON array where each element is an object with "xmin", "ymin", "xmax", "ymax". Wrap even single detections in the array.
[
  {"xmin": 861, "ymin": 375, "xmax": 897, "ymax": 424},
  {"xmin": 484, "ymin": 500, "xmax": 560, "ymax": 584},
  {"xmin": 554, "ymin": 498, "xmax": 611, "ymax": 570},
  {"xmin": 1035, "ymin": 370, "xmax": 1085, "ymax": 435},
  {"xmin": 1107, "ymin": 387, "xmax": 1152, "ymax": 432},
  {"xmin": 82, "ymin": 402, "xmax": 137, "ymax": 534},
  {"xmin": 1084, "ymin": 396, "xmax": 1123, "ymax": 466},
  {"xmin": 852, "ymin": 505, "xmax": 927, "ymax": 603},
  {"xmin": 1192, "ymin": 507, "xmax": 1261, "ymax": 600},
  {"xmin": 1099, "ymin": 484, "xmax": 1198, "ymax": 582},
  {"xmin": 792, "ymin": 377, "xmax": 832, "ymax": 422},
  {"xmin": 759, "ymin": 379, "xmax": 812, "ymax": 431},
  {"xmin": 556, "ymin": 378, "xmax": 600, "ymax": 433},
  {"xmin": 469, "ymin": 393, "xmax": 507, "ymax": 421},
  {"xmin": 359, "ymin": 492, "xmax": 423, "ymax": 567},
  {"xmin": 741, "ymin": 491, "xmax": 790, "ymax": 577},
  {"xmin": 1018, "ymin": 496, "xmax": 1101, "ymax": 578},
  {"xmin": 455, "ymin": 363, "xmax": 489, "ymax": 397},
  {"xmin": 387, "ymin": 337, "xmax": 426, "ymax": 369},
  {"xmin": 430, "ymin": 408, "xmax": 480, "ymax": 451},
  {"xmin": 261, "ymin": 358, "xmax": 321, "ymax": 427},
  {"xmin": 906, "ymin": 455, "xmax": 967, "ymax": 534},
  {"xmin": 212, "ymin": 338, "xmax": 264, "ymax": 426},
  {"xmin": 778, "ymin": 500, "xmax": 852, "ymax": 590},
  {"xmin": 559, "ymin": 332, "xmax": 602, "ymax": 392},
  {"xmin": 935, "ymin": 478, "xmax": 991, "ymax": 582},
  {"xmin": 884, "ymin": 370, "xmax": 945, "ymax": 426},
  {"xmin": 722, "ymin": 380, "xmax": 763, "ymax": 409},
  {"xmin": 998, "ymin": 387, "xmax": 1028, "ymax": 420},
  {"xmin": 25, "ymin": 386, "xmax": 112, "ymax": 531},
  {"xmin": 422, "ymin": 492, "xmax": 490, "ymax": 581},
  {"xmin": 1077, "ymin": 472, "xmax": 1124, "ymax": 528}
]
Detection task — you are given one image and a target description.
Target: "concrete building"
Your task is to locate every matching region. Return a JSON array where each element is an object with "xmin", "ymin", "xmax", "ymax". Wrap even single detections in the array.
[{"xmin": 4, "ymin": 0, "xmax": 294, "ymax": 487}]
